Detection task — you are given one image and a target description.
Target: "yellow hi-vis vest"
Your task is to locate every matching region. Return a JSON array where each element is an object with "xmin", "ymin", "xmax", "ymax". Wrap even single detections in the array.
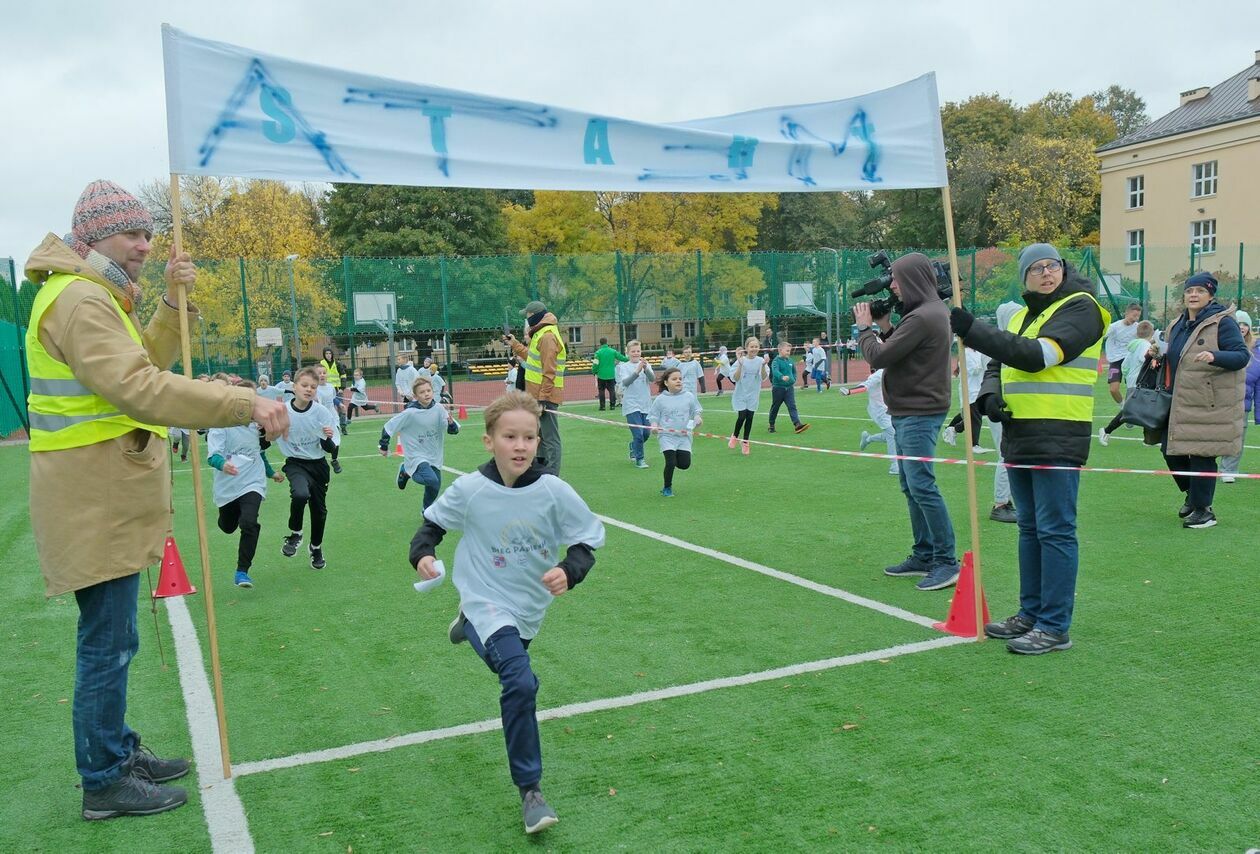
[
  {"xmin": 25, "ymin": 273, "xmax": 167, "ymax": 451},
  {"xmin": 319, "ymin": 358, "xmax": 342, "ymax": 387},
  {"xmin": 524, "ymin": 324, "xmax": 567, "ymax": 389},
  {"xmin": 1000, "ymin": 291, "xmax": 1109, "ymax": 422}
]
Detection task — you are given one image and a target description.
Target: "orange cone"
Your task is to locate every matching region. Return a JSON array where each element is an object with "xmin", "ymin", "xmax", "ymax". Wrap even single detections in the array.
[
  {"xmin": 395, "ymin": 440, "xmax": 404, "ymax": 457},
  {"xmin": 457, "ymin": 404, "xmax": 467, "ymax": 420},
  {"xmin": 153, "ymin": 536, "xmax": 197, "ymax": 598},
  {"xmin": 932, "ymin": 551, "xmax": 989, "ymax": 638}
]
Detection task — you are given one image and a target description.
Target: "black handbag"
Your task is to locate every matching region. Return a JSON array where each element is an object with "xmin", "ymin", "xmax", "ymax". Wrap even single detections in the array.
[{"xmin": 1117, "ymin": 359, "xmax": 1171, "ymax": 430}]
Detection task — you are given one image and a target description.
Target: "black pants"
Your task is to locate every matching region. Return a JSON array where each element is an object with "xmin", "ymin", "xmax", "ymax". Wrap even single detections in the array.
[
  {"xmin": 347, "ymin": 401, "xmax": 378, "ymax": 421},
  {"xmin": 947, "ymin": 402, "xmax": 982, "ymax": 443},
  {"xmin": 1162, "ymin": 453, "xmax": 1218, "ymax": 511},
  {"xmin": 715, "ymin": 373, "xmax": 728, "ymax": 392},
  {"xmin": 733, "ymin": 409, "xmax": 754, "ymax": 440},
  {"xmin": 597, "ymin": 377, "xmax": 617, "ymax": 410},
  {"xmin": 217, "ymin": 491, "xmax": 262, "ymax": 571},
  {"xmin": 697, "ymin": 375, "xmax": 706, "ymax": 393},
  {"xmin": 769, "ymin": 386, "xmax": 801, "ymax": 428},
  {"xmin": 284, "ymin": 458, "xmax": 330, "ymax": 545},
  {"xmin": 663, "ymin": 449, "xmax": 692, "ymax": 489}
]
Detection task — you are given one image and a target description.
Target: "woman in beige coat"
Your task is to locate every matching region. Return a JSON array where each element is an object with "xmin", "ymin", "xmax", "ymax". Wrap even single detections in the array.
[{"xmin": 25, "ymin": 180, "xmax": 287, "ymax": 821}]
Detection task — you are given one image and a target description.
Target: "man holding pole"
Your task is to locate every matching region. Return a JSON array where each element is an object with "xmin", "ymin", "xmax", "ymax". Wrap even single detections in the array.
[{"xmin": 24, "ymin": 180, "xmax": 289, "ymax": 819}]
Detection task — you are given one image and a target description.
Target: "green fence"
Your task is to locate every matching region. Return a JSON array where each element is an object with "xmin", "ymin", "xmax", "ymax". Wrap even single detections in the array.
[
  {"xmin": 4, "ymin": 245, "xmax": 1258, "ymax": 403},
  {"xmin": 1, "ymin": 257, "xmax": 30, "ymax": 436}
]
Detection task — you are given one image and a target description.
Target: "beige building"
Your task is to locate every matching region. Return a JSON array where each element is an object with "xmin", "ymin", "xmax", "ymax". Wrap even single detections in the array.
[{"xmin": 1098, "ymin": 50, "xmax": 1260, "ymax": 304}]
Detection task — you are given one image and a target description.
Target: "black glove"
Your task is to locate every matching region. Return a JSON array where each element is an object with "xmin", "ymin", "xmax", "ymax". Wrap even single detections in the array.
[
  {"xmin": 949, "ymin": 307, "xmax": 975, "ymax": 337},
  {"xmin": 980, "ymin": 393, "xmax": 1012, "ymax": 425}
]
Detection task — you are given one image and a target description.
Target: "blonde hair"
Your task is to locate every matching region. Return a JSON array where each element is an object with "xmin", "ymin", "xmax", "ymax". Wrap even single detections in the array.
[
  {"xmin": 1136, "ymin": 320, "xmax": 1154, "ymax": 339},
  {"xmin": 483, "ymin": 391, "xmax": 542, "ymax": 435},
  {"xmin": 295, "ymin": 366, "xmax": 320, "ymax": 384},
  {"xmin": 745, "ymin": 336, "xmax": 759, "ymax": 348},
  {"xmin": 626, "ymin": 339, "xmax": 641, "ymax": 350},
  {"xmin": 411, "ymin": 375, "xmax": 433, "ymax": 395}
]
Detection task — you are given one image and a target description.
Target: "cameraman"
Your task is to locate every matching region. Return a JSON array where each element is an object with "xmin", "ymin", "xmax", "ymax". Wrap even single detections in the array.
[{"xmin": 853, "ymin": 253, "xmax": 958, "ymax": 592}]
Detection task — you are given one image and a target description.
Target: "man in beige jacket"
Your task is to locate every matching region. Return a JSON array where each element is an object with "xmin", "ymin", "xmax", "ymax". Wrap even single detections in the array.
[{"xmin": 24, "ymin": 180, "xmax": 288, "ymax": 820}]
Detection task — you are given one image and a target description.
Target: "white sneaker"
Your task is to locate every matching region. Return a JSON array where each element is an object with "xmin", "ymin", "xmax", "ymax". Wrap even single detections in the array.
[
  {"xmin": 971, "ymin": 445, "xmax": 992, "ymax": 454},
  {"xmin": 1222, "ymin": 475, "xmax": 1236, "ymax": 484},
  {"xmin": 1097, "ymin": 427, "xmax": 1109, "ymax": 447},
  {"xmin": 859, "ymin": 430, "xmax": 871, "ymax": 451},
  {"xmin": 943, "ymin": 427, "xmax": 957, "ymax": 446}
]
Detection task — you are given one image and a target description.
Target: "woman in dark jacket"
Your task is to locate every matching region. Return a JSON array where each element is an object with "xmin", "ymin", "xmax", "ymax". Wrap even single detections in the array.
[
  {"xmin": 948, "ymin": 244, "xmax": 1107, "ymax": 655},
  {"xmin": 1157, "ymin": 273, "xmax": 1249, "ymax": 528}
]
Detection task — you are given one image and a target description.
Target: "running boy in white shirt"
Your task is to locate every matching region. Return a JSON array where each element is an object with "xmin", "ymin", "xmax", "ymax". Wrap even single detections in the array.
[
  {"xmin": 347, "ymin": 367, "xmax": 379, "ymax": 427},
  {"xmin": 839, "ymin": 369, "xmax": 899, "ymax": 475},
  {"xmin": 276, "ymin": 367, "xmax": 340, "ymax": 569},
  {"xmin": 410, "ymin": 391, "xmax": 605, "ymax": 835},
  {"xmin": 315, "ymin": 365, "xmax": 344, "ymax": 474},
  {"xmin": 379, "ymin": 375, "xmax": 460, "ymax": 512}
]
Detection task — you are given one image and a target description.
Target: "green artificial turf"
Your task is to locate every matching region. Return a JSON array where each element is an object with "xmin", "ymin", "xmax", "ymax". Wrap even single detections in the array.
[{"xmin": 3, "ymin": 383, "xmax": 1257, "ymax": 851}]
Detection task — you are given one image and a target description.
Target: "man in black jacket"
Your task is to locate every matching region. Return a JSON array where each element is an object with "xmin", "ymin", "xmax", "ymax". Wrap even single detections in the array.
[
  {"xmin": 949, "ymin": 243, "xmax": 1107, "ymax": 654},
  {"xmin": 854, "ymin": 253, "xmax": 958, "ymax": 592}
]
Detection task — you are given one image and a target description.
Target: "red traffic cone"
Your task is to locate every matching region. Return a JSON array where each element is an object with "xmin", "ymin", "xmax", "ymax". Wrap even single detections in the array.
[
  {"xmin": 153, "ymin": 536, "xmax": 197, "ymax": 598},
  {"xmin": 457, "ymin": 404, "xmax": 467, "ymax": 420},
  {"xmin": 395, "ymin": 440, "xmax": 404, "ymax": 457},
  {"xmin": 932, "ymin": 551, "xmax": 989, "ymax": 638}
]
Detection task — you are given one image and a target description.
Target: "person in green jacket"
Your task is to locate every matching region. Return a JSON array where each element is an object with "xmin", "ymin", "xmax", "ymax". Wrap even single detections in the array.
[
  {"xmin": 593, "ymin": 337, "xmax": 629, "ymax": 411},
  {"xmin": 767, "ymin": 340, "xmax": 810, "ymax": 434}
]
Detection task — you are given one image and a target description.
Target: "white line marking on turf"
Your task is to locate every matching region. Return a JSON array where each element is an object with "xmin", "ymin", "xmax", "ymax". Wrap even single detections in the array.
[
  {"xmin": 232, "ymin": 634, "xmax": 966, "ymax": 777},
  {"xmin": 165, "ymin": 596, "xmax": 256, "ymax": 854}
]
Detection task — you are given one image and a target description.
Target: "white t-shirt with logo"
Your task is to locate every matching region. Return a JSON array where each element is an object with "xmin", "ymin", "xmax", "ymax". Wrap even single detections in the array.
[{"xmin": 1105, "ymin": 319, "xmax": 1140, "ymax": 363}]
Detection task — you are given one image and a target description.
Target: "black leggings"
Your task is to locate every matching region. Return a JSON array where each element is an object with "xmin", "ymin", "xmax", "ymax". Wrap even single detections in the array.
[
  {"xmin": 715, "ymin": 373, "xmax": 728, "ymax": 391},
  {"xmin": 947, "ymin": 402, "xmax": 982, "ymax": 443},
  {"xmin": 284, "ymin": 458, "xmax": 330, "ymax": 546},
  {"xmin": 663, "ymin": 449, "xmax": 692, "ymax": 489},
  {"xmin": 347, "ymin": 401, "xmax": 378, "ymax": 420},
  {"xmin": 732, "ymin": 409, "xmax": 754, "ymax": 440},
  {"xmin": 217, "ymin": 491, "xmax": 262, "ymax": 571}
]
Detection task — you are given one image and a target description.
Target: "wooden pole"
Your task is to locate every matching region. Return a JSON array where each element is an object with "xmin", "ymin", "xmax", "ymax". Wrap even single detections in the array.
[
  {"xmin": 169, "ymin": 173, "xmax": 235, "ymax": 776},
  {"xmin": 941, "ymin": 185, "xmax": 984, "ymax": 641}
]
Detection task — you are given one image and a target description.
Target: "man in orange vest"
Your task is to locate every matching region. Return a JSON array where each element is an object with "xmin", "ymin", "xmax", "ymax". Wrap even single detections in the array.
[{"xmin": 24, "ymin": 180, "xmax": 288, "ymax": 820}]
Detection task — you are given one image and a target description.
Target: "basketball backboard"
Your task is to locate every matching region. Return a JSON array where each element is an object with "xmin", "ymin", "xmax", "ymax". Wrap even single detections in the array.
[
  {"xmin": 353, "ymin": 292, "xmax": 397, "ymax": 325},
  {"xmin": 784, "ymin": 281, "xmax": 815, "ymax": 310}
]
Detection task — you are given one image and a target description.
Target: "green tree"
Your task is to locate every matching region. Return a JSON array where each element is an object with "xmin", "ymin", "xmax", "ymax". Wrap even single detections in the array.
[
  {"xmin": 1089, "ymin": 85, "xmax": 1150, "ymax": 138},
  {"xmin": 987, "ymin": 136, "xmax": 1101, "ymax": 244},
  {"xmin": 755, "ymin": 192, "xmax": 888, "ymax": 251},
  {"xmin": 324, "ymin": 185, "xmax": 512, "ymax": 257},
  {"xmin": 1021, "ymin": 92, "xmax": 1117, "ymax": 145},
  {"xmin": 940, "ymin": 94, "xmax": 1022, "ymax": 161}
]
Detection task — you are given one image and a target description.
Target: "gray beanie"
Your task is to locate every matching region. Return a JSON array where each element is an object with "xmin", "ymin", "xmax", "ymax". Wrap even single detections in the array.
[{"xmin": 1018, "ymin": 243, "xmax": 1063, "ymax": 284}]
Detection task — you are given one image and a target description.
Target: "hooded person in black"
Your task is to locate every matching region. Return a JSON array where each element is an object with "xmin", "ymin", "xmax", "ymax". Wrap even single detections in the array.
[
  {"xmin": 854, "ymin": 253, "xmax": 959, "ymax": 593},
  {"xmin": 948, "ymin": 243, "xmax": 1107, "ymax": 655}
]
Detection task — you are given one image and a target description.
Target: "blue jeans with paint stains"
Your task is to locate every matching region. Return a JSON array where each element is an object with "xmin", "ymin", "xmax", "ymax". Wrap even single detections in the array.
[{"xmin": 73, "ymin": 572, "xmax": 141, "ymax": 790}]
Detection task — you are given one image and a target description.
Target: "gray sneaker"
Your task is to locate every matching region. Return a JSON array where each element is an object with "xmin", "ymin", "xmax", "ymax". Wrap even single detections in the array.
[
  {"xmin": 1006, "ymin": 628, "xmax": 1072, "ymax": 655},
  {"xmin": 984, "ymin": 613, "xmax": 1035, "ymax": 640},
  {"xmin": 989, "ymin": 502, "xmax": 1017, "ymax": 523},
  {"xmin": 522, "ymin": 788, "xmax": 558, "ymax": 834},
  {"xmin": 884, "ymin": 555, "xmax": 931, "ymax": 577},
  {"xmin": 129, "ymin": 742, "xmax": 190, "ymax": 783},
  {"xmin": 82, "ymin": 769, "xmax": 187, "ymax": 821},
  {"xmin": 916, "ymin": 562, "xmax": 960, "ymax": 591},
  {"xmin": 448, "ymin": 611, "xmax": 467, "ymax": 645}
]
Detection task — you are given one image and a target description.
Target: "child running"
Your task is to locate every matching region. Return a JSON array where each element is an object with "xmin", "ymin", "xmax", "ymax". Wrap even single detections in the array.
[
  {"xmin": 616, "ymin": 339, "xmax": 655, "ymax": 469},
  {"xmin": 315, "ymin": 365, "xmax": 344, "ymax": 474},
  {"xmin": 207, "ymin": 381, "xmax": 285, "ymax": 588},
  {"xmin": 276, "ymin": 367, "xmax": 340, "ymax": 570},
  {"xmin": 678, "ymin": 344, "xmax": 705, "ymax": 395},
  {"xmin": 712, "ymin": 344, "xmax": 731, "ymax": 395},
  {"xmin": 1098, "ymin": 320, "xmax": 1159, "ymax": 445},
  {"xmin": 767, "ymin": 339, "xmax": 810, "ymax": 434},
  {"xmin": 409, "ymin": 391, "xmax": 605, "ymax": 835},
  {"xmin": 273, "ymin": 370, "xmax": 294, "ymax": 399},
  {"xmin": 347, "ymin": 367, "xmax": 379, "ymax": 426},
  {"xmin": 648, "ymin": 367, "xmax": 703, "ymax": 497},
  {"xmin": 839, "ymin": 369, "xmax": 899, "ymax": 475},
  {"xmin": 379, "ymin": 375, "xmax": 460, "ymax": 513},
  {"xmin": 729, "ymin": 337, "xmax": 768, "ymax": 455}
]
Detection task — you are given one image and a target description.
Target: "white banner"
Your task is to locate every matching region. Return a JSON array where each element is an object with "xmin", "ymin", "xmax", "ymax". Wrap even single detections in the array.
[{"xmin": 163, "ymin": 25, "xmax": 947, "ymax": 192}]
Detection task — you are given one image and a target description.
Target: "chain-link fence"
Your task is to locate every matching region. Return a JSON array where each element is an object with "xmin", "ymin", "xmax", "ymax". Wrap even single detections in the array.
[
  {"xmin": 1, "ymin": 257, "xmax": 30, "ymax": 438},
  {"xmin": 3, "ymin": 244, "xmax": 1257, "ymax": 428}
]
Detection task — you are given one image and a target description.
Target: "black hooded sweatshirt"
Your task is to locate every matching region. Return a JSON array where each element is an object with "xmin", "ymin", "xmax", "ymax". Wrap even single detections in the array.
[
  {"xmin": 961, "ymin": 262, "xmax": 1106, "ymax": 466},
  {"xmin": 857, "ymin": 254, "xmax": 952, "ymax": 416}
]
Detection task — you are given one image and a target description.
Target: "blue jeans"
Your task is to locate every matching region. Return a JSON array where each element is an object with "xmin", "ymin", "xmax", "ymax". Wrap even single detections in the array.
[
  {"xmin": 465, "ymin": 622, "xmax": 541, "ymax": 788},
  {"xmin": 625, "ymin": 411, "xmax": 649, "ymax": 461},
  {"xmin": 891, "ymin": 414, "xmax": 956, "ymax": 567},
  {"xmin": 74, "ymin": 573, "xmax": 141, "ymax": 790},
  {"xmin": 1007, "ymin": 466, "xmax": 1081, "ymax": 635},
  {"xmin": 411, "ymin": 461, "xmax": 441, "ymax": 510}
]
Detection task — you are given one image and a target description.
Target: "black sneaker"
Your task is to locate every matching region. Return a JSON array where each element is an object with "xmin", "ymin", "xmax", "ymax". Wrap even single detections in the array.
[
  {"xmin": 82, "ymin": 769, "xmax": 187, "ymax": 821},
  {"xmin": 1006, "ymin": 628, "xmax": 1072, "ymax": 655},
  {"xmin": 1177, "ymin": 501, "xmax": 1194, "ymax": 519},
  {"xmin": 794, "ymin": 423, "xmax": 811, "ymax": 434},
  {"xmin": 310, "ymin": 545, "xmax": 326, "ymax": 570},
  {"xmin": 984, "ymin": 613, "xmax": 1034, "ymax": 640},
  {"xmin": 884, "ymin": 555, "xmax": 931, "ymax": 577},
  {"xmin": 767, "ymin": 426, "xmax": 776, "ymax": 433},
  {"xmin": 989, "ymin": 502, "xmax": 1017, "ymax": 523},
  {"xmin": 521, "ymin": 788, "xmax": 558, "ymax": 835},
  {"xmin": 282, "ymin": 532, "xmax": 302, "ymax": 557},
  {"xmin": 397, "ymin": 464, "xmax": 411, "ymax": 491},
  {"xmin": 1183, "ymin": 508, "xmax": 1217, "ymax": 529},
  {"xmin": 448, "ymin": 611, "xmax": 467, "ymax": 645},
  {"xmin": 331, "ymin": 459, "xmax": 343, "ymax": 475},
  {"xmin": 130, "ymin": 742, "xmax": 190, "ymax": 784}
]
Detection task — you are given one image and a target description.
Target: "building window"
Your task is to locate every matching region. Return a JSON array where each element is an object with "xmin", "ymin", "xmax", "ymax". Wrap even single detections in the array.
[
  {"xmin": 660, "ymin": 322, "xmax": 674, "ymax": 340},
  {"xmin": 566, "ymin": 326, "xmax": 582, "ymax": 345},
  {"xmin": 624, "ymin": 324, "xmax": 637, "ymax": 342},
  {"xmin": 684, "ymin": 321, "xmax": 697, "ymax": 339},
  {"xmin": 1192, "ymin": 161, "xmax": 1217, "ymax": 197},
  {"xmin": 1126, "ymin": 175, "xmax": 1144, "ymax": 209},
  {"xmin": 1126, "ymin": 229, "xmax": 1144, "ymax": 263},
  {"xmin": 1191, "ymin": 219, "xmax": 1217, "ymax": 255}
]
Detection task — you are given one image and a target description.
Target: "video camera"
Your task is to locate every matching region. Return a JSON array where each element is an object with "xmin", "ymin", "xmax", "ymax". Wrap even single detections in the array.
[{"xmin": 851, "ymin": 250, "xmax": 954, "ymax": 319}]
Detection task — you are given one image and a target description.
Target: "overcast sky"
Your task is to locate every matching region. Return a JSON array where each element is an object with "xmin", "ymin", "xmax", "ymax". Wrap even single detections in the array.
[{"xmin": 3, "ymin": 0, "xmax": 1258, "ymax": 272}]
